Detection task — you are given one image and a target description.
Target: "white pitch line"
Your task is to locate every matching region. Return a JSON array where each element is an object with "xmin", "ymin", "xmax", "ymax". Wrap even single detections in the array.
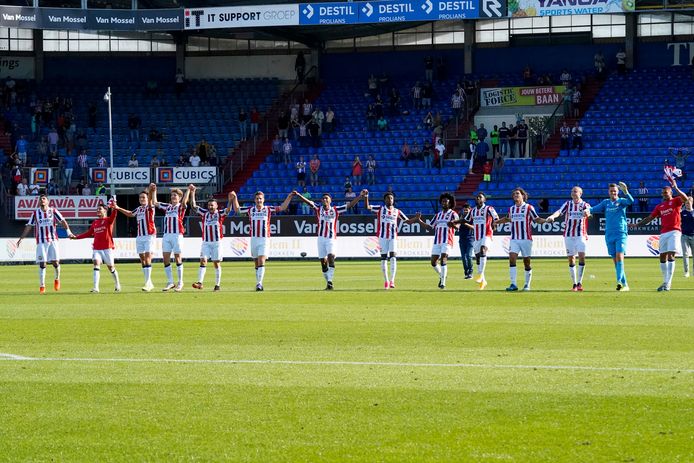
[{"xmin": 0, "ymin": 355, "xmax": 691, "ymax": 374}]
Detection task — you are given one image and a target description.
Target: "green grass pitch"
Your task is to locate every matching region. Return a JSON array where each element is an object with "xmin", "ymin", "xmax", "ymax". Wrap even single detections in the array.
[{"xmin": 0, "ymin": 258, "xmax": 692, "ymax": 462}]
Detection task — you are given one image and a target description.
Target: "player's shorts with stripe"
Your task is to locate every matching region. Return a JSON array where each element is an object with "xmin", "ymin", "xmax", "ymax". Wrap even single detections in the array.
[
  {"xmin": 431, "ymin": 243, "xmax": 451, "ymax": 256},
  {"xmin": 317, "ymin": 237, "xmax": 336, "ymax": 259},
  {"xmin": 659, "ymin": 230, "xmax": 681, "ymax": 254},
  {"xmin": 564, "ymin": 236, "xmax": 587, "ymax": 256},
  {"xmin": 92, "ymin": 249, "xmax": 114, "ymax": 266},
  {"xmin": 250, "ymin": 237, "xmax": 268, "ymax": 258},
  {"xmin": 201, "ymin": 242, "xmax": 222, "ymax": 261},
  {"xmin": 162, "ymin": 233, "xmax": 183, "ymax": 254},
  {"xmin": 136, "ymin": 235, "xmax": 154, "ymax": 255},
  {"xmin": 605, "ymin": 233, "xmax": 627, "ymax": 257},
  {"xmin": 379, "ymin": 238, "xmax": 397, "ymax": 255},
  {"xmin": 509, "ymin": 239, "xmax": 533, "ymax": 257},
  {"xmin": 473, "ymin": 237, "xmax": 491, "ymax": 254},
  {"xmin": 36, "ymin": 242, "xmax": 59, "ymax": 263}
]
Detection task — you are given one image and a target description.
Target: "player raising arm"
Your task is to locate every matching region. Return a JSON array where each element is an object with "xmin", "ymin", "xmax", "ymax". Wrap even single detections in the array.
[
  {"xmin": 363, "ymin": 191, "xmax": 420, "ymax": 289},
  {"xmin": 70, "ymin": 202, "xmax": 121, "ymax": 293},
  {"xmin": 545, "ymin": 186, "xmax": 590, "ymax": 291},
  {"xmin": 190, "ymin": 186, "xmax": 234, "ymax": 291},
  {"xmin": 111, "ymin": 186, "xmax": 156, "ymax": 291},
  {"xmin": 414, "ymin": 193, "xmax": 459, "ymax": 290},
  {"xmin": 494, "ymin": 188, "xmax": 548, "ymax": 291},
  {"xmin": 629, "ymin": 178, "xmax": 688, "ymax": 291},
  {"xmin": 294, "ymin": 189, "xmax": 366, "ymax": 290},
  {"xmin": 150, "ymin": 183, "xmax": 192, "ymax": 292},
  {"xmin": 229, "ymin": 190, "xmax": 295, "ymax": 291},
  {"xmin": 585, "ymin": 182, "xmax": 634, "ymax": 291},
  {"xmin": 17, "ymin": 193, "xmax": 73, "ymax": 293}
]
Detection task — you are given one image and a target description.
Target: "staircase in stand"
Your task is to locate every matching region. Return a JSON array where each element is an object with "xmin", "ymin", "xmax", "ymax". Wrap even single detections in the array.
[{"xmin": 535, "ymin": 76, "xmax": 605, "ymax": 159}]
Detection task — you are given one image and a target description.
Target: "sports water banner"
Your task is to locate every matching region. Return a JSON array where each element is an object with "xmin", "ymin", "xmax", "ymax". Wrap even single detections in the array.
[
  {"xmin": 480, "ymin": 86, "xmax": 566, "ymax": 107},
  {"xmin": 507, "ymin": 0, "xmax": 634, "ymax": 17},
  {"xmin": 14, "ymin": 195, "xmax": 108, "ymax": 220},
  {"xmin": 90, "ymin": 168, "xmax": 150, "ymax": 185},
  {"xmin": 0, "ymin": 235, "xmax": 681, "ymax": 262}
]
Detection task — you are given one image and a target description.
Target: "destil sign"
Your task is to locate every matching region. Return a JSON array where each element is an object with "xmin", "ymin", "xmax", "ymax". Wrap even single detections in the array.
[
  {"xmin": 157, "ymin": 167, "xmax": 217, "ymax": 184},
  {"xmin": 300, "ymin": 2, "xmax": 358, "ymax": 25}
]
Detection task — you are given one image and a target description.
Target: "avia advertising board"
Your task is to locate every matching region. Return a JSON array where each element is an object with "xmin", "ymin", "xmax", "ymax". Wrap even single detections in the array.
[{"xmin": 14, "ymin": 195, "xmax": 108, "ymax": 220}]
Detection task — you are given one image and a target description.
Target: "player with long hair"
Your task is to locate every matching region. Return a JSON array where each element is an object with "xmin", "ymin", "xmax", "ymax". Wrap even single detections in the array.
[{"xmin": 415, "ymin": 193, "xmax": 459, "ymax": 290}]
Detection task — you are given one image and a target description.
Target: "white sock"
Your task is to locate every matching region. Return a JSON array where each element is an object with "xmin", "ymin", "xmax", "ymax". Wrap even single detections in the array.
[
  {"xmin": 440, "ymin": 264, "xmax": 448, "ymax": 286},
  {"xmin": 323, "ymin": 269, "xmax": 329, "ymax": 281},
  {"xmin": 577, "ymin": 263, "xmax": 585, "ymax": 284},
  {"xmin": 111, "ymin": 269, "xmax": 120, "ymax": 286},
  {"xmin": 39, "ymin": 267, "xmax": 46, "ymax": 287},
  {"xmin": 569, "ymin": 265, "xmax": 577, "ymax": 285},
  {"xmin": 144, "ymin": 265, "xmax": 152, "ymax": 283},
  {"xmin": 176, "ymin": 263, "xmax": 184, "ymax": 285},
  {"xmin": 198, "ymin": 266, "xmax": 207, "ymax": 283},
  {"xmin": 525, "ymin": 269, "xmax": 532, "ymax": 288},
  {"xmin": 164, "ymin": 265, "xmax": 173, "ymax": 284},
  {"xmin": 509, "ymin": 266, "xmax": 517, "ymax": 285},
  {"xmin": 479, "ymin": 256, "xmax": 487, "ymax": 276},
  {"xmin": 257, "ymin": 266, "xmax": 266, "ymax": 285},
  {"xmin": 381, "ymin": 259, "xmax": 389, "ymax": 282},
  {"xmin": 328, "ymin": 266, "xmax": 335, "ymax": 281},
  {"xmin": 215, "ymin": 266, "xmax": 222, "ymax": 286},
  {"xmin": 433, "ymin": 264, "xmax": 442, "ymax": 276},
  {"xmin": 660, "ymin": 262, "xmax": 668, "ymax": 284},
  {"xmin": 93, "ymin": 268, "xmax": 100, "ymax": 289},
  {"xmin": 389, "ymin": 257, "xmax": 397, "ymax": 282},
  {"xmin": 667, "ymin": 261, "xmax": 675, "ymax": 287},
  {"xmin": 54, "ymin": 264, "xmax": 60, "ymax": 280}
]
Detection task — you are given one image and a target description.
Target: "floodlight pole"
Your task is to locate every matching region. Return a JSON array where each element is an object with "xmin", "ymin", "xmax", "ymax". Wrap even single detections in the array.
[{"xmin": 105, "ymin": 87, "xmax": 115, "ymax": 197}]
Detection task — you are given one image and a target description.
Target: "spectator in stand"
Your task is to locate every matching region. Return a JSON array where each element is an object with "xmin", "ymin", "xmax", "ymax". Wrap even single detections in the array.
[
  {"xmin": 296, "ymin": 155, "xmax": 307, "ymax": 188},
  {"xmin": 389, "ymin": 88, "xmax": 401, "ymax": 115},
  {"xmin": 366, "ymin": 104, "xmax": 376, "ymax": 132},
  {"xmin": 76, "ymin": 178, "xmax": 85, "ymax": 195},
  {"xmin": 451, "ymin": 89, "xmax": 464, "ymax": 121},
  {"xmin": 368, "ymin": 74, "xmax": 378, "ymax": 98},
  {"xmin": 423, "ymin": 111, "xmax": 434, "ymax": 130},
  {"xmin": 16, "ymin": 178, "xmax": 28, "ymax": 196},
  {"xmin": 411, "ymin": 141, "xmax": 422, "ymax": 161},
  {"xmin": 345, "ymin": 186, "xmax": 358, "ymax": 214},
  {"xmin": 483, "ymin": 161, "xmax": 492, "ymax": 186},
  {"xmin": 14, "ymin": 135, "xmax": 28, "ymax": 165},
  {"xmin": 277, "ymin": 110, "xmax": 289, "ymax": 140},
  {"xmin": 196, "ymin": 139, "xmax": 209, "ymax": 164},
  {"xmin": 176, "ymin": 154, "xmax": 187, "ymax": 167},
  {"xmin": 47, "ymin": 178, "xmax": 60, "ymax": 196},
  {"xmin": 560, "ymin": 69, "xmax": 572, "ymax": 87},
  {"xmin": 492, "ymin": 152, "xmax": 504, "ymax": 184},
  {"xmin": 424, "ymin": 56, "xmax": 434, "ymax": 82},
  {"xmin": 271, "ymin": 135, "xmax": 282, "ymax": 163},
  {"xmin": 96, "ymin": 153, "xmax": 107, "ymax": 168},
  {"xmin": 238, "ymin": 108, "xmax": 248, "ymax": 141},
  {"xmin": 498, "ymin": 122, "xmax": 510, "ymax": 158},
  {"xmin": 189, "ymin": 151, "xmax": 201, "ymax": 167},
  {"xmin": 412, "ymin": 81, "xmax": 422, "ymax": 110},
  {"xmin": 421, "ymin": 81, "xmax": 432, "ymax": 109},
  {"xmin": 295, "ymin": 51, "xmax": 306, "ymax": 83},
  {"xmin": 77, "ymin": 150, "xmax": 89, "ymax": 180},
  {"xmin": 282, "ymin": 138, "xmax": 293, "ymax": 166},
  {"xmin": 148, "ymin": 127, "xmax": 163, "ymax": 143},
  {"xmin": 366, "ymin": 155, "xmax": 376, "ymax": 185},
  {"xmin": 82, "ymin": 182, "xmax": 91, "ymax": 196},
  {"xmin": 64, "ymin": 152, "xmax": 74, "ymax": 190},
  {"xmin": 48, "ymin": 127, "xmax": 59, "ymax": 155},
  {"xmin": 572, "ymin": 121, "xmax": 583, "ymax": 153},
  {"xmin": 377, "ymin": 115, "xmax": 388, "ymax": 131},
  {"xmin": 468, "ymin": 140, "xmax": 477, "ymax": 174},
  {"xmin": 517, "ymin": 120, "xmax": 529, "ymax": 158},
  {"xmin": 300, "ymin": 187, "xmax": 312, "ymax": 215},
  {"xmin": 48, "ymin": 150, "xmax": 60, "ymax": 168},
  {"xmin": 128, "ymin": 154, "xmax": 139, "ymax": 167},
  {"xmin": 616, "ymin": 49, "xmax": 627, "ymax": 74},
  {"xmin": 298, "ymin": 120, "xmax": 308, "ymax": 147},
  {"xmin": 435, "ymin": 138, "xmax": 446, "ymax": 171},
  {"xmin": 128, "ymin": 113, "xmax": 141, "ymax": 145},
  {"xmin": 560, "ymin": 121, "xmax": 571, "ymax": 151},
  {"xmin": 401, "ymin": 141, "xmax": 411, "ymax": 166},
  {"xmin": 324, "ymin": 107, "xmax": 335, "ymax": 133},
  {"xmin": 373, "ymin": 94, "xmax": 384, "ymax": 119},
  {"xmin": 671, "ymin": 148, "xmax": 689, "ymax": 180},
  {"xmin": 476, "ymin": 136, "xmax": 489, "ymax": 166},
  {"xmin": 310, "ymin": 154, "xmax": 320, "ymax": 187},
  {"xmin": 290, "ymin": 113, "xmax": 300, "ymax": 140},
  {"xmin": 637, "ymin": 181, "xmax": 649, "ymax": 212},
  {"xmin": 344, "ymin": 176, "xmax": 352, "ymax": 192},
  {"xmin": 423, "ymin": 140, "xmax": 433, "ymax": 169},
  {"xmin": 312, "ymin": 106, "xmax": 325, "ymax": 135},
  {"xmin": 150, "ymin": 155, "xmax": 160, "ymax": 168},
  {"xmin": 94, "ymin": 182, "xmax": 106, "ymax": 196},
  {"xmin": 469, "ymin": 125, "xmax": 479, "ymax": 145},
  {"xmin": 594, "ymin": 50, "xmax": 606, "ymax": 77},
  {"xmin": 29, "ymin": 181, "xmax": 40, "ymax": 196},
  {"xmin": 309, "ymin": 119, "xmax": 321, "ymax": 148},
  {"xmin": 562, "ymin": 85, "xmax": 573, "ymax": 116},
  {"xmin": 352, "ymin": 156, "xmax": 363, "ymax": 186},
  {"xmin": 488, "ymin": 125, "xmax": 500, "ymax": 159},
  {"xmin": 572, "ymin": 86, "xmax": 582, "ymax": 118},
  {"xmin": 523, "ymin": 65, "xmax": 533, "ymax": 85},
  {"xmin": 175, "ymin": 68, "xmax": 185, "ymax": 96},
  {"xmin": 249, "ymin": 107, "xmax": 260, "ymax": 138},
  {"xmin": 477, "ymin": 123, "xmax": 488, "ymax": 146},
  {"xmin": 302, "ymin": 99, "xmax": 313, "ymax": 123}
]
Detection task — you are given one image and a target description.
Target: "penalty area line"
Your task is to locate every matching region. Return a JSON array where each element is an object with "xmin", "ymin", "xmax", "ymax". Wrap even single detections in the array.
[{"xmin": 0, "ymin": 355, "xmax": 691, "ymax": 374}]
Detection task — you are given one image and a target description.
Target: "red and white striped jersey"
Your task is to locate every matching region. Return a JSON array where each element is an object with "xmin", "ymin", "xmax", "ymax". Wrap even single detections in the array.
[
  {"xmin": 196, "ymin": 206, "xmax": 228, "ymax": 242},
  {"xmin": 464, "ymin": 205, "xmax": 499, "ymax": 241},
  {"xmin": 556, "ymin": 200, "xmax": 590, "ymax": 238},
  {"xmin": 27, "ymin": 207, "xmax": 65, "ymax": 244},
  {"xmin": 156, "ymin": 202, "xmax": 186, "ymax": 235},
  {"xmin": 239, "ymin": 205, "xmax": 279, "ymax": 238},
  {"xmin": 370, "ymin": 205, "xmax": 409, "ymax": 239},
  {"xmin": 507, "ymin": 203, "xmax": 539, "ymax": 240},
  {"xmin": 310, "ymin": 202, "xmax": 347, "ymax": 239},
  {"xmin": 131, "ymin": 205, "xmax": 156, "ymax": 237},
  {"xmin": 429, "ymin": 209, "xmax": 459, "ymax": 245}
]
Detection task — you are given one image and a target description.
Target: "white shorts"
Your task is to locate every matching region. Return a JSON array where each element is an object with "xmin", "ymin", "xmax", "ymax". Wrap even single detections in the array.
[
  {"xmin": 473, "ymin": 236, "xmax": 491, "ymax": 254},
  {"xmin": 431, "ymin": 243, "xmax": 451, "ymax": 256},
  {"xmin": 201, "ymin": 242, "xmax": 222, "ymax": 261},
  {"xmin": 36, "ymin": 242, "xmax": 59, "ymax": 263},
  {"xmin": 162, "ymin": 233, "xmax": 183, "ymax": 254},
  {"xmin": 564, "ymin": 236, "xmax": 587, "ymax": 256},
  {"xmin": 136, "ymin": 235, "xmax": 154, "ymax": 255},
  {"xmin": 659, "ymin": 230, "xmax": 681, "ymax": 254},
  {"xmin": 379, "ymin": 238, "xmax": 397, "ymax": 255},
  {"xmin": 317, "ymin": 237, "xmax": 336, "ymax": 259},
  {"xmin": 250, "ymin": 237, "xmax": 268, "ymax": 258},
  {"xmin": 509, "ymin": 239, "xmax": 533, "ymax": 257},
  {"xmin": 93, "ymin": 249, "xmax": 114, "ymax": 266}
]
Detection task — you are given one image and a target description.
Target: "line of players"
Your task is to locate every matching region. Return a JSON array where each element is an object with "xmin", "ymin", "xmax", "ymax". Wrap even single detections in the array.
[{"xmin": 16, "ymin": 178, "xmax": 693, "ymax": 293}]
